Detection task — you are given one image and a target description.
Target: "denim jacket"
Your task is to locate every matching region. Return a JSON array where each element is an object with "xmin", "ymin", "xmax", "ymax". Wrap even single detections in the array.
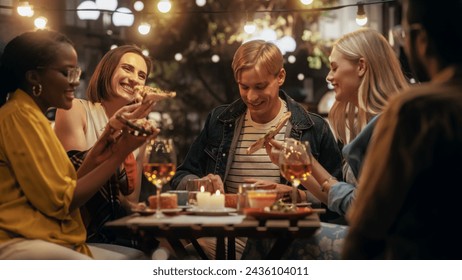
[
  {"xmin": 171, "ymin": 91, "xmax": 343, "ymax": 190},
  {"xmin": 328, "ymin": 115, "xmax": 379, "ymax": 215}
]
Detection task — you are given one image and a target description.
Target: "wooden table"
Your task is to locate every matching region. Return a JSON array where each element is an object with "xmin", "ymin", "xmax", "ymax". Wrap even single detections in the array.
[{"xmin": 105, "ymin": 211, "xmax": 320, "ymax": 260}]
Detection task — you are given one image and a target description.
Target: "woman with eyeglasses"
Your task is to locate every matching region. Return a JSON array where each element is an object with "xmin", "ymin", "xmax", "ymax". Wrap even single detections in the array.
[
  {"xmin": 0, "ymin": 29, "xmax": 157, "ymax": 259},
  {"xmin": 53, "ymin": 45, "xmax": 156, "ymax": 247}
]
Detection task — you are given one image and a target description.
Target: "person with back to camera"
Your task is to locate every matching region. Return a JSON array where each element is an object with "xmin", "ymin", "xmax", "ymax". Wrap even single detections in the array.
[
  {"xmin": 0, "ymin": 29, "xmax": 158, "ymax": 259},
  {"xmin": 170, "ymin": 39, "xmax": 343, "ymax": 259},
  {"xmin": 243, "ymin": 28, "xmax": 409, "ymax": 259},
  {"xmin": 54, "ymin": 45, "xmax": 158, "ymax": 246},
  {"xmin": 343, "ymin": 0, "xmax": 462, "ymax": 259}
]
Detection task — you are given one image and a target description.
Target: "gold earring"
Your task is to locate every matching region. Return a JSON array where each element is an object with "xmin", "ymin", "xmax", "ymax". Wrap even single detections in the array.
[{"xmin": 32, "ymin": 84, "xmax": 42, "ymax": 97}]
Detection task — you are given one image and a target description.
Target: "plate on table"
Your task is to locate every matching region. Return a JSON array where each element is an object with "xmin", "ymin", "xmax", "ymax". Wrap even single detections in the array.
[
  {"xmin": 186, "ymin": 207, "xmax": 237, "ymax": 216},
  {"xmin": 131, "ymin": 208, "xmax": 182, "ymax": 216},
  {"xmin": 244, "ymin": 207, "xmax": 313, "ymax": 220},
  {"xmin": 295, "ymin": 202, "xmax": 312, "ymax": 208}
]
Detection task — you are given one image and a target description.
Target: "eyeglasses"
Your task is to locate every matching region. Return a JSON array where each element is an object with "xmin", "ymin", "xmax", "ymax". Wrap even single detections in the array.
[
  {"xmin": 392, "ymin": 24, "xmax": 423, "ymax": 47},
  {"xmin": 37, "ymin": 66, "xmax": 82, "ymax": 83}
]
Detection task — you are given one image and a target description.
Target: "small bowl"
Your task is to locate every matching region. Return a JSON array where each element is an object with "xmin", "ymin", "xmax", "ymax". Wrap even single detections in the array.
[{"xmin": 247, "ymin": 190, "xmax": 278, "ymax": 209}]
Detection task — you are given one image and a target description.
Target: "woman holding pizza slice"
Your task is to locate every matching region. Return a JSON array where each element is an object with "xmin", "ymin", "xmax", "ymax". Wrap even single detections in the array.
[
  {"xmin": 0, "ymin": 30, "xmax": 155, "ymax": 259},
  {"xmin": 53, "ymin": 45, "xmax": 161, "ymax": 248}
]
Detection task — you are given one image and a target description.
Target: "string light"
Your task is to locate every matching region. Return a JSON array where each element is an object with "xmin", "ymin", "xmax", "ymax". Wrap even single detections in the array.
[
  {"xmin": 157, "ymin": 0, "xmax": 172, "ymax": 14},
  {"xmin": 300, "ymin": 0, "xmax": 314, "ymax": 5},
  {"xmin": 133, "ymin": 1, "xmax": 144, "ymax": 12},
  {"xmin": 112, "ymin": 7, "xmax": 134, "ymax": 26},
  {"xmin": 356, "ymin": 2, "xmax": 368, "ymax": 26},
  {"xmin": 195, "ymin": 0, "xmax": 207, "ymax": 7},
  {"xmin": 211, "ymin": 54, "xmax": 220, "ymax": 63},
  {"xmin": 138, "ymin": 22, "xmax": 151, "ymax": 35},
  {"xmin": 34, "ymin": 16, "xmax": 47, "ymax": 29},
  {"xmin": 244, "ymin": 21, "xmax": 256, "ymax": 34},
  {"xmin": 95, "ymin": 0, "xmax": 118, "ymax": 11},
  {"xmin": 17, "ymin": 1, "xmax": 34, "ymax": 17},
  {"xmin": 4, "ymin": 0, "xmax": 394, "ymax": 32},
  {"xmin": 174, "ymin": 53, "xmax": 183, "ymax": 61},
  {"xmin": 288, "ymin": 55, "xmax": 296, "ymax": 64},
  {"xmin": 77, "ymin": 1, "xmax": 100, "ymax": 20}
]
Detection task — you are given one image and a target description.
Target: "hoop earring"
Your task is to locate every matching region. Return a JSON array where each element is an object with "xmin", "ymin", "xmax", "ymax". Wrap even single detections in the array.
[{"xmin": 32, "ymin": 84, "xmax": 42, "ymax": 97}]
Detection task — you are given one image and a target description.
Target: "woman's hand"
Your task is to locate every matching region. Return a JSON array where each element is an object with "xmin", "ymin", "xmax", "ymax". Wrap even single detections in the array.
[{"xmin": 88, "ymin": 103, "xmax": 159, "ymax": 164}]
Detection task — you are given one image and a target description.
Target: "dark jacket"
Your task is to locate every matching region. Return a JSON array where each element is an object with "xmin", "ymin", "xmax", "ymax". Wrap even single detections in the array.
[{"xmin": 171, "ymin": 91, "xmax": 343, "ymax": 191}]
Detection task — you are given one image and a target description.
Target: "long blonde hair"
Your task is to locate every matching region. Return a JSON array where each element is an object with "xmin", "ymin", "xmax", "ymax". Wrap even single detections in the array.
[{"xmin": 328, "ymin": 28, "xmax": 409, "ymax": 144}]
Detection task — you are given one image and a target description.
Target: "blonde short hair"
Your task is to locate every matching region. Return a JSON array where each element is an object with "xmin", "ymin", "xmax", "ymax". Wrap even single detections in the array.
[{"xmin": 231, "ymin": 40, "xmax": 283, "ymax": 81}]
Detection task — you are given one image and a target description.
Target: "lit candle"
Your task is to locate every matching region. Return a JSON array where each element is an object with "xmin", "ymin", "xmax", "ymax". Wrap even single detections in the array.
[
  {"xmin": 207, "ymin": 190, "xmax": 225, "ymax": 210},
  {"xmin": 196, "ymin": 186, "xmax": 211, "ymax": 210}
]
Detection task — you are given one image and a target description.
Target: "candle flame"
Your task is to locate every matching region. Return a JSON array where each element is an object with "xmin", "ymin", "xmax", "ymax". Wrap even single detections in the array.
[
  {"xmin": 215, "ymin": 190, "xmax": 221, "ymax": 195},
  {"xmin": 200, "ymin": 186, "xmax": 205, "ymax": 192}
]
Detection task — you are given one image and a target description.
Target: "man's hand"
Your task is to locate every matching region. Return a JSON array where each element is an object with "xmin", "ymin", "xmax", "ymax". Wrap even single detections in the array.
[
  {"xmin": 202, "ymin": 174, "xmax": 225, "ymax": 194},
  {"xmin": 265, "ymin": 139, "xmax": 283, "ymax": 166}
]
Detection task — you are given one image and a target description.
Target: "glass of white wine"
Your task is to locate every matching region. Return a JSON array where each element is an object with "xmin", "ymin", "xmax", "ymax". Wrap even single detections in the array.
[
  {"xmin": 143, "ymin": 137, "xmax": 177, "ymax": 218},
  {"xmin": 279, "ymin": 138, "xmax": 313, "ymax": 206}
]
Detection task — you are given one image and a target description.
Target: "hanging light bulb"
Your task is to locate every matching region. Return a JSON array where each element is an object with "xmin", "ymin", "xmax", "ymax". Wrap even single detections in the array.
[
  {"xmin": 174, "ymin": 53, "xmax": 183, "ymax": 61},
  {"xmin": 211, "ymin": 54, "xmax": 220, "ymax": 63},
  {"xmin": 300, "ymin": 0, "xmax": 314, "ymax": 5},
  {"xmin": 138, "ymin": 22, "xmax": 151, "ymax": 35},
  {"xmin": 244, "ymin": 21, "xmax": 256, "ymax": 34},
  {"xmin": 34, "ymin": 16, "xmax": 47, "ymax": 29},
  {"xmin": 77, "ymin": 1, "xmax": 100, "ymax": 20},
  {"xmin": 356, "ymin": 3, "xmax": 368, "ymax": 26},
  {"xmin": 17, "ymin": 1, "xmax": 34, "ymax": 17},
  {"xmin": 288, "ymin": 55, "xmax": 296, "ymax": 64},
  {"xmin": 195, "ymin": 0, "xmax": 206, "ymax": 7},
  {"xmin": 133, "ymin": 1, "xmax": 144, "ymax": 11},
  {"xmin": 95, "ymin": 0, "xmax": 118, "ymax": 11},
  {"xmin": 112, "ymin": 7, "xmax": 134, "ymax": 27},
  {"xmin": 157, "ymin": 0, "xmax": 172, "ymax": 13}
]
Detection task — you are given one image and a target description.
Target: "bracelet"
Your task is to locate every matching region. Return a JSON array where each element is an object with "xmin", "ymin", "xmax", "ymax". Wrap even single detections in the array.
[{"xmin": 321, "ymin": 176, "xmax": 336, "ymax": 192}]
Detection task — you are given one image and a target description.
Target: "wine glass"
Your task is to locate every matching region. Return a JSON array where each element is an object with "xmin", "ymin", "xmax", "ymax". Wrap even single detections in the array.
[
  {"xmin": 143, "ymin": 137, "xmax": 177, "ymax": 218},
  {"xmin": 279, "ymin": 138, "xmax": 313, "ymax": 206}
]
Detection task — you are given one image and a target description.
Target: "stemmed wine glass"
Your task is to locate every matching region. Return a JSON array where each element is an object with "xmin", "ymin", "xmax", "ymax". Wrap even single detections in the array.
[
  {"xmin": 143, "ymin": 137, "xmax": 177, "ymax": 218},
  {"xmin": 279, "ymin": 138, "xmax": 313, "ymax": 206}
]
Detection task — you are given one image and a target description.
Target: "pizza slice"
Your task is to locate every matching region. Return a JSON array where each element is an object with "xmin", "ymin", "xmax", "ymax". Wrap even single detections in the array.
[
  {"xmin": 115, "ymin": 113, "xmax": 158, "ymax": 136},
  {"xmin": 134, "ymin": 85, "xmax": 176, "ymax": 103},
  {"xmin": 246, "ymin": 111, "xmax": 292, "ymax": 154}
]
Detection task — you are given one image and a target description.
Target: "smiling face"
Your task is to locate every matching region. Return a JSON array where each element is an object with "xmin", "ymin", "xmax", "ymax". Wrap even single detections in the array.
[
  {"xmin": 35, "ymin": 42, "xmax": 79, "ymax": 111},
  {"xmin": 110, "ymin": 52, "xmax": 148, "ymax": 102},
  {"xmin": 326, "ymin": 47, "xmax": 362, "ymax": 105},
  {"xmin": 238, "ymin": 67, "xmax": 284, "ymax": 124}
]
